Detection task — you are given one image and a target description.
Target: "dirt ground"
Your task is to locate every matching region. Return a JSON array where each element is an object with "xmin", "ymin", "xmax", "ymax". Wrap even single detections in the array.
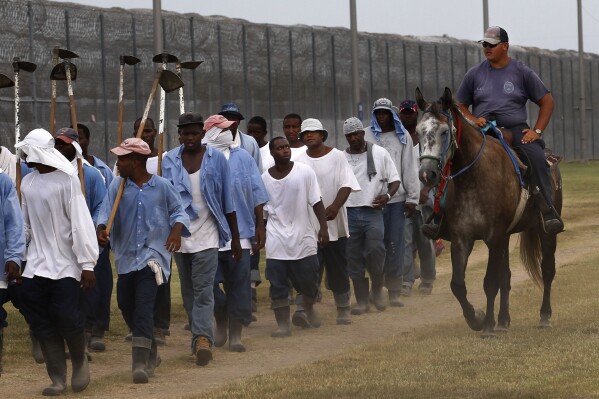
[{"xmin": 2, "ymin": 219, "xmax": 591, "ymax": 398}]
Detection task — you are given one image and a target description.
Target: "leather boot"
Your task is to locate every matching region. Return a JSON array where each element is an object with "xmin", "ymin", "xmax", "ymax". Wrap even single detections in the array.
[
  {"xmin": 38, "ymin": 335, "xmax": 67, "ymax": 396},
  {"xmin": 131, "ymin": 337, "xmax": 151, "ymax": 384},
  {"xmin": 351, "ymin": 278, "xmax": 370, "ymax": 315},
  {"xmin": 213, "ymin": 307, "xmax": 228, "ymax": 347},
  {"xmin": 146, "ymin": 339, "xmax": 161, "ymax": 377},
  {"xmin": 228, "ymin": 318, "xmax": 246, "ymax": 352},
  {"xmin": 194, "ymin": 336, "xmax": 213, "ymax": 366},
  {"xmin": 29, "ymin": 329, "xmax": 45, "ymax": 364},
  {"xmin": 65, "ymin": 333, "xmax": 90, "ymax": 392},
  {"xmin": 370, "ymin": 275, "xmax": 387, "ymax": 311},
  {"xmin": 271, "ymin": 306, "xmax": 291, "ymax": 337},
  {"xmin": 302, "ymin": 296, "xmax": 321, "ymax": 328}
]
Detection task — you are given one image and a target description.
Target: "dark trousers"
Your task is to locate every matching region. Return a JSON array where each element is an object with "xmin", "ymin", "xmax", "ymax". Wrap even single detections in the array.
[
  {"xmin": 0, "ymin": 284, "xmax": 22, "ymax": 328},
  {"xmin": 153, "ymin": 273, "xmax": 171, "ymax": 331},
  {"xmin": 214, "ymin": 249, "xmax": 252, "ymax": 325},
  {"xmin": 509, "ymin": 124, "xmax": 553, "ymax": 206},
  {"xmin": 317, "ymin": 237, "xmax": 350, "ymax": 295},
  {"xmin": 20, "ymin": 276, "xmax": 84, "ymax": 338},
  {"xmin": 250, "ymin": 250, "xmax": 262, "ymax": 285},
  {"xmin": 117, "ymin": 267, "xmax": 158, "ymax": 341},
  {"xmin": 81, "ymin": 247, "xmax": 113, "ymax": 335},
  {"xmin": 266, "ymin": 255, "xmax": 320, "ymax": 306}
]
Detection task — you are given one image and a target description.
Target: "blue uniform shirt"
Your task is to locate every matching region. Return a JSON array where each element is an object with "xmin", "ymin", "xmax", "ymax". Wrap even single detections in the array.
[
  {"xmin": 162, "ymin": 144, "xmax": 235, "ymax": 248},
  {"xmin": 91, "ymin": 155, "xmax": 114, "ymax": 188},
  {"xmin": 97, "ymin": 174, "xmax": 190, "ymax": 280},
  {"xmin": 0, "ymin": 172, "xmax": 25, "ymax": 284},
  {"xmin": 227, "ymin": 147, "xmax": 269, "ymax": 240}
]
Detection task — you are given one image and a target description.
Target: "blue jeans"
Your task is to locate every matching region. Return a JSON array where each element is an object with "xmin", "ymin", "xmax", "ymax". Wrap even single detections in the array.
[
  {"xmin": 20, "ymin": 276, "xmax": 84, "ymax": 338},
  {"xmin": 346, "ymin": 207, "xmax": 386, "ymax": 280},
  {"xmin": 382, "ymin": 201, "xmax": 407, "ymax": 290},
  {"xmin": 403, "ymin": 207, "xmax": 436, "ymax": 286},
  {"xmin": 214, "ymin": 249, "xmax": 252, "ymax": 325},
  {"xmin": 266, "ymin": 255, "xmax": 320, "ymax": 308},
  {"xmin": 117, "ymin": 266, "xmax": 158, "ymax": 341},
  {"xmin": 174, "ymin": 249, "xmax": 218, "ymax": 349}
]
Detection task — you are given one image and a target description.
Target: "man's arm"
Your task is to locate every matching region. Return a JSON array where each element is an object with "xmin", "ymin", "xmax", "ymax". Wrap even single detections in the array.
[
  {"xmin": 372, "ymin": 181, "xmax": 400, "ymax": 209},
  {"xmin": 456, "ymin": 102, "xmax": 487, "ymax": 128},
  {"xmin": 522, "ymin": 93, "xmax": 555, "ymax": 144},
  {"xmin": 252, "ymin": 203, "xmax": 266, "ymax": 252},
  {"xmin": 225, "ymin": 211, "xmax": 242, "ymax": 262},
  {"xmin": 325, "ymin": 186, "xmax": 351, "ymax": 221},
  {"xmin": 312, "ymin": 200, "xmax": 329, "ymax": 248}
]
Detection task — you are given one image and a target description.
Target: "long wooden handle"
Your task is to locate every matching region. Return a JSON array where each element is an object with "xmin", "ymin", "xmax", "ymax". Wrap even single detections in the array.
[
  {"xmin": 117, "ymin": 64, "xmax": 124, "ymax": 145},
  {"xmin": 157, "ymin": 133, "xmax": 163, "ymax": 176},
  {"xmin": 16, "ymin": 159, "xmax": 21, "ymax": 203},
  {"xmin": 66, "ymin": 64, "xmax": 85, "ymax": 198},
  {"xmin": 105, "ymin": 69, "xmax": 162, "ymax": 232}
]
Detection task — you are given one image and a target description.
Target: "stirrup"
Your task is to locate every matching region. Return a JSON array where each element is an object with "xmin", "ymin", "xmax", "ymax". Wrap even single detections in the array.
[
  {"xmin": 542, "ymin": 217, "xmax": 564, "ymax": 235},
  {"xmin": 421, "ymin": 223, "xmax": 440, "ymax": 240}
]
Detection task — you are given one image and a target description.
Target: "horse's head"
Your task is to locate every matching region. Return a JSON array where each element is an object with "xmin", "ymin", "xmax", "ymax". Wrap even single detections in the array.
[{"xmin": 415, "ymin": 87, "xmax": 457, "ymax": 188}]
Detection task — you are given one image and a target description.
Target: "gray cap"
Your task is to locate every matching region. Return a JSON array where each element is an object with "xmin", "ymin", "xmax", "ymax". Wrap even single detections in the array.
[
  {"xmin": 177, "ymin": 112, "xmax": 204, "ymax": 128},
  {"xmin": 343, "ymin": 117, "xmax": 364, "ymax": 135},
  {"xmin": 372, "ymin": 98, "xmax": 399, "ymax": 114}
]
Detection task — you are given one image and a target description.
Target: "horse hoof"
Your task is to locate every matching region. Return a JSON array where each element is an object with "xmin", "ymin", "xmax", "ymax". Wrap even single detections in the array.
[
  {"xmin": 494, "ymin": 325, "xmax": 509, "ymax": 333},
  {"xmin": 538, "ymin": 319, "xmax": 552, "ymax": 329},
  {"xmin": 466, "ymin": 309, "xmax": 486, "ymax": 331},
  {"xmin": 481, "ymin": 331, "xmax": 498, "ymax": 339}
]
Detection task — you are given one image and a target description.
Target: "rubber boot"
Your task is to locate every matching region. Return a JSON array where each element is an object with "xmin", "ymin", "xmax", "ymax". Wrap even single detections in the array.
[
  {"xmin": 228, "ymin": 318, "xmax": 246, "ymax": 352},
  {"xmin": 386, "ymin": 276, "xmax": 405, "ymax": 307},
  {"xmin": 370, "ymin": 275, "xmax": 387, "ymax": 311},
  {"xmin": 89, "ymin": 326, "xmax": 106, "ymax": 352},
  {"xmin": 131, "ymin": 337, "xmax": 151, "ymax": 384},
  {"xmin": 146, "ymin": 339, "xmax": 161, "ymax": 377},
  {"xmin": 38, "ymin": 335, "xmax": 67, "ymax": 396},
  {"xmin": 271, "ymin": 306, "xmax": 291, "ymax": 337},
  {"xmin": 334, "ymin": 293, "xmax": 352, "ymax": 325},
  {"xmin": 213, "ymin": 307, "xmax": 228, "ymax": 347},
  {"xmin": 0, "ymin": 328, "xmax": 4, "ymax": 376},
  {"xmin": 65, "ymin": 333, "xmax": 90, "ymax": 392},
  {"xmin": 302, "ymin": 296, "xmax": 321, "ymax": 328},
  {"xmin": 29, "ymin": 329, "xmax": 45, "ymax": 364},
  {"xmin": 351, "ymin": 278, "xmax": 370, "ymax": 315}
]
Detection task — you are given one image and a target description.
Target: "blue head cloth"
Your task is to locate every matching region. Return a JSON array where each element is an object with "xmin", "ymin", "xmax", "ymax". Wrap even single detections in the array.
[{"xmin": 370, "ymin": 98, "xmax": 408, "ymax": 145}]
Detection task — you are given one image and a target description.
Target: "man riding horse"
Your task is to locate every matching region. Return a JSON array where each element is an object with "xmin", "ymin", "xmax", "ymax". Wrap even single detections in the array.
[{"xmin": 422, "ymin": 26, "xmax": 564, "ymax": 237}]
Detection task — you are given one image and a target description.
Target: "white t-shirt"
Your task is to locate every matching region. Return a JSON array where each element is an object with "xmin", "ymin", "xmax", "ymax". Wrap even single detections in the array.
[
  {"xmin": 345, "ymin": 144, "xmax": 400, "ymax": 208},
  {"xmin": 295, "ymin": 148, "xmax": 360, "ymax": 241},
  {"xmin": 21, "ymin": 170, "xmax": 99, "ymax": 281},
  {"xmin": 262, "ymin": 162, "xmax": 322, "ymax": 260},
  {"xmin": 261, "ymin": 144, "xmax": 307, "ymax": 173},
  {"xmin": 179, "ymin": 170, "xmax": 219, "ymax": 253}
]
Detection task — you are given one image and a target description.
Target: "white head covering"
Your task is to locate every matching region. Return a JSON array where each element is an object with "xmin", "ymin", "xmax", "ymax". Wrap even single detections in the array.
[
  {"xmin": 15, "ymin": 128, "xmax": 75, "ymax": 175},
  {"xmin": 202, "ymin": 126, "xmax": 237, "ymax": 159}
]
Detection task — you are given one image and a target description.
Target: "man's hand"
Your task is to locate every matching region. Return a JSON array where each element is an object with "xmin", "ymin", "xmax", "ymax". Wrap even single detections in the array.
[
  {"xmin": 5, "ymin": 260, "xmax": 20, "ymax": 281},
  {"xmin": 231, "ymin": 238, "xmax": 242, "ymax": 262},
  {"xmin": 165, "ymin": 223, "xmax": 183, "ymax": 253},
  {"xmin": 404, "ymin": 203, "xmax": 417, "ymax": 218},
  {"xmin": 318, "ymin": 228, "xmax": 329, "ymax": 248},
  {"xmin": 325, "ymin": 204, "xmax": 340, "ymax": 221},
  {"xmin": 474, "ymin": 117, "xmax": 487, "ymax": 128},
  {"xmin": 80, "ymin": 270, "xmax": 96, "ymax": 290},
  {"xmin": 372, "ymin": 194, "xmax": 389, "ymax": 210},
  {"xmin": 252, "ymin": 225, "xmax": 266, "ymax": 253},
  {"xmin": 521, "ymin": 128, "xmax": 541, "ymax": 144}
]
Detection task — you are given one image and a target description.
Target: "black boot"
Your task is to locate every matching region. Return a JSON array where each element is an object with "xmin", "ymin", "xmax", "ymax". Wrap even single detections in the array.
[
  {"xmin": 146, "ymin": 339, "xmax": 161, "ymax": 377},
  {"xmin": 131, "ymin": 337, "xmax": 151, "ymax": 384},
  {"xmin": 351, "ymin": 278, "xmax": 370, "ymax": 315},
  {"xmin": 370, "ymin": 275, "xmax": 387, "ymax": 311},
  {"xmin": 213, "ymin": 307, "xmax": 228, "ymax": 347},
  {"xmin": 0, "ymin": 328, "xmax": 4, "ymax": 376},
  {"xmin": 38, "ymin": 335, "xmax": 67, "ymax": 396},
  {"xmin": 65, "ymin": 333, "xmax": 90, "ymax": 392},
  {"xmin": 228, "ymin": 318, "xmax": 246, "ymax": 352},
  {"xmin": 271, "ymin": 306, "xmax": 291, "ymax": 337},
  {"xmin": 29, "ymin": 329, "xmax": 45, "ymax": 364}
]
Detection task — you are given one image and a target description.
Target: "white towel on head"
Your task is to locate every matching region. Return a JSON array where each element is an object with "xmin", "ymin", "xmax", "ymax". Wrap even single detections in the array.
[
  {"xmin": 15, "ymin": 129, "xmax": 75, "ymax": 176},
  {"xmin": 202, "ymin": 127, "xmax": 237, "ymax": 159},
  {"xmin": 0, "ymin": 146, "xmax": 16, "ymax": 184}
]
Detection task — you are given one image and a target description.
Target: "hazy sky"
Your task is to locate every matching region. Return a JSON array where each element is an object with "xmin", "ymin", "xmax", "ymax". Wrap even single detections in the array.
[{"xmin": 53, "ymin": 0, "xmax": 599, "ymax": 55}]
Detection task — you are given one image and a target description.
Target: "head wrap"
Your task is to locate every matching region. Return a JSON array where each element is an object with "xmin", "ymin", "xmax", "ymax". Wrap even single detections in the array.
[{"xmin": 15, "ymin": 128, "xmax": 75, "ymax": 175}]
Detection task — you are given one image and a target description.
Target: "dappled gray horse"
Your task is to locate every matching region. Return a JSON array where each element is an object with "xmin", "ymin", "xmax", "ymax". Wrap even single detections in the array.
[{"xmin": 415, "ymin": 87, "xmax": 562, "ymax": 337}]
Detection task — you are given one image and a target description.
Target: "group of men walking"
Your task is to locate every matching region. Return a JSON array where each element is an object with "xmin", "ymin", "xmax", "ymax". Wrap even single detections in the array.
[{"xmin": 0, "ymin": 24, "xmax": 563, "ymax": 396}]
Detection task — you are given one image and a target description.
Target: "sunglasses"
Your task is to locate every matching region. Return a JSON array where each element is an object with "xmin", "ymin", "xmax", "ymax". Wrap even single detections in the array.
[{"xmin": 482, "ymin": 42, "xmax": 502, "ymax": 49}]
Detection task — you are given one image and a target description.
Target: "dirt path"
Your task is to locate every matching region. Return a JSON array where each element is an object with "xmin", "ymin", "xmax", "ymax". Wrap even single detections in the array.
[{"xmin": 4, "ymin": 216, "xmax": 594, "ymax": 398}]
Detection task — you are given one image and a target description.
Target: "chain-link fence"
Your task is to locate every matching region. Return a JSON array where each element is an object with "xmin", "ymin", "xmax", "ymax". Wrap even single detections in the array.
[{"xmin": 1, "ymin": 0, "xmax": 598, "ymax": 163}]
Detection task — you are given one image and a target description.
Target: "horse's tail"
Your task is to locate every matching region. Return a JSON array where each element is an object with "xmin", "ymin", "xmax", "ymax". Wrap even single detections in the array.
[{"xmin": 519, "ymin": 228, "xmax": 543, "ymax": 288}]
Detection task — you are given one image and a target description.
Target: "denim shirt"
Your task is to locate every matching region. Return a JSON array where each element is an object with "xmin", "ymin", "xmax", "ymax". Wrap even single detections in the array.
[
  {"xmin": 227, "ymin": 147, "xmax": 269, "ymax": 239},
  {"xmin": 92, "ymin": 155, "xmax": 114, "ymax": 188},
  {"xmin": 0, "ymin": 173, "xmax": 25, "ymax": 284},
  {"xmin": 239, "ymin": 131, "xmax": 263, "ymax": 172},
  {"xmin": 162, "ymin": 144, "xmax": 235, "ymax": 248},
  {"xmin": 97, "ymin": 174, "xmax": 190, "ymax": 280}
]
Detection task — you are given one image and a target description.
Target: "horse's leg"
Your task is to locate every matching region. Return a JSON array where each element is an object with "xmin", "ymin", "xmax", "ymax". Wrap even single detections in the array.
[
  {"xmin": 496, "ymin": 264, "xmax": 512, "ymax": 332},
  {"xmin": 481, "ymin": 236, "xmax": 510, "ymax": 338},
  {"xmin": 450, "ymin": 239, "xmax": 484, "ymax": 331},
  {"xmin": 539, "ymin": 230, "xmax": 557, "ymax": 328}
]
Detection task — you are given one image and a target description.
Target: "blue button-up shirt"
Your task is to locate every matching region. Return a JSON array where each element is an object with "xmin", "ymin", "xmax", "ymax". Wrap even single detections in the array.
[
  {"xmin": 0, "ymin": 172, "xmax": 25, "ymax": 284},
  {"xmin": 97, "ymin": 174, "xmax": 190, "ymax": 279},
  {"xmin": 162, "ymin": 144, "xmax": 235, "ymax": 248},
  {"xmin": 92, "ymin": 155, "xmax": 114, "ymax": 188},
  {"xmin": 227, "ymin": 147, "xmax": 269, "ymax": 239}
]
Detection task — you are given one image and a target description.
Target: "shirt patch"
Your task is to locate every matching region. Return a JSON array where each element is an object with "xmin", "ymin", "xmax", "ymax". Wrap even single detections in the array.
[{"xmin": 503, "ymin": 81, "xmax": 515, "ymax": 94}]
